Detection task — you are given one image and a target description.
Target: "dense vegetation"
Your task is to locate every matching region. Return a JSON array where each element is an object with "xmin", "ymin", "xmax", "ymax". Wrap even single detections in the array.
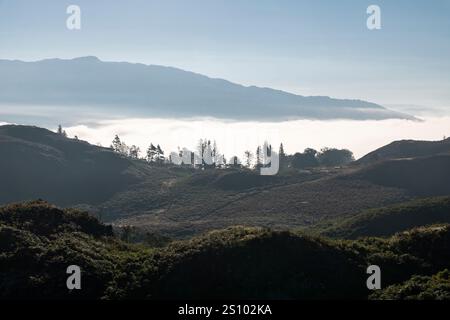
[
  {"xmin": 1, "ymin": 201, "xmax": 449, "ymax": 300},
  {"xmin": 370, "ymin": 270, "xmax": 450, "ymax": 300}
]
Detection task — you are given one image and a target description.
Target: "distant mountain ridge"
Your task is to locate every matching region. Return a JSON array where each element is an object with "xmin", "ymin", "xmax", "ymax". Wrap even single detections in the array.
[{"xmin": 0, "ymin": 57, "xmax": 415, "ymax": 121}]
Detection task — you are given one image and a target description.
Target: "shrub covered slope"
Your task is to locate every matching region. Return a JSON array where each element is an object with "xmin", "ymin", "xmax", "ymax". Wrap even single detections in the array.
[{"xmin": 1, "ymin": 201, "xmax": 449, "ymax": 300}]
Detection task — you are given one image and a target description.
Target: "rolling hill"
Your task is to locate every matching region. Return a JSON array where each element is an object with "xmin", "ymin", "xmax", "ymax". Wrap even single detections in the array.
[
  {"xmin": 315, "ymin": 196, "xmax": 450, "ymax": 239},
  {"xmin": 117, "ymin": 150, "xmax": 450, "ymax": 237},
  {"xmin": 2, "ymin": 124, "xmax": 450, "ymax": 239},
  {"xmin": 0, "ymin": 125, "xmax": 178, "ymax": 206},
  {"xmin": 0, "ymin": 57, "xmax": 414, "ymax": 121},
  {"xmin": 1, "ymin": 200, "xmax": 449, "ymax": 300},
  {"xmin": 348, "ymin": 154, "xmax": 450, "ymax": 196},
  {"xmin": 356, "ymin": 138, "xmax": 450, "ymax": 165}
]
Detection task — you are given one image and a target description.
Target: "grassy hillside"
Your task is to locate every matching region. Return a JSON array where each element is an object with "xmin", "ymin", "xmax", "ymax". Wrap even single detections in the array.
[
  {"xmin": 1, "ymin": 201, "xmax": 449, "ymax": 300},
  {"xmin": 0, "ymin": 125, "xmax": 406, "ymax": 237},
  {"xmin": 348, "ymin": 155, "xmax": 450, "ymax": 196},
  {"xmin": 3, "ymin": 124, "xmax": 450, "ymax": 239},
  {"xmin": 109, "ymin": 170, "xmax": 409, "ymax": 238},
  {"xmin": 0, "ymin": 125, "xmax": 179, "ymax": 206},
  {"xmin": 314, "ymin": 196, "xmax": 450, "ymax": 239}
]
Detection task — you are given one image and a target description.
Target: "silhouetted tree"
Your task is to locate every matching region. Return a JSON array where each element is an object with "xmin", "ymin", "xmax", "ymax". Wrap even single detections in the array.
[
  {"xmin": 156, "ymin": 144, "xmax": 165, "ymax": 164},
  {"xmin": 111, "ymin": 135, "xmax": 122, "ymax": 152},
  {"xmin": 317, "ymin": 148, "xmax": 354, "ymax": 166},
  {"xmin": 147, "ymin": 143, "xmax": 157, "ymax": 162},
  {"xmin": 229, "ymin": 156, "xmax": 241, "ymax": 168},
  {"xmin": 211, "ymin": 140, "xmax": 220, "ymax": 168},
  {"xmin": 291, "ymin": 148, "xmax": 319, "ymax": 169},
  {"xmin": 129, "ymin": 145, "xmax": 141, "ymax": 159},
  {"xmin": 57, "ymin": 124, "xmax": 67, "ymax": 137},
  {"xmin": 255, "ymin": 146, "xmax": 262, "ymax": 169},
  {"xmin": 279, "ymin": 143, "xmax": 287, "ymax": 169},
  {"xmin": 111, "ymin": 135, "xmax": 129, "ymax": 156},
  {"xmin": 279, "ymin": 143, "xmax": 285, "ymax": 157}
]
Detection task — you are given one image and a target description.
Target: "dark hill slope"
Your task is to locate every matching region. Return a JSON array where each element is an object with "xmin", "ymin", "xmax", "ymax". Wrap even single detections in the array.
[
  {"xmin": 1, "ymin": 201, "xmax": 449, "ymax": 300},
  {"xmin": 369, "ymin": 269, "xmax": 450, "ymax": 300},
  {"xmin": 0, "ymin": 125, "xmax": 175, "ymax": 206},
  {"xmin": 0, "ymin": 200, "xmax": 122, "ymax": 299},
  {"xmin": 348, "ymin": 155, "xmax": 450, "ymax": 196},
  {"xmin": 356, "ymin": 138, "xmax": 450, "ymax": 165},
  {"xmin": 316, "ymin": 196, "xmax": 450, "ymax": 239}
]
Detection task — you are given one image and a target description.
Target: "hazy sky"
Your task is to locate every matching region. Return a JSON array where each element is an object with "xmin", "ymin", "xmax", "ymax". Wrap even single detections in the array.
[{"xmin": 1, "ymin": 0, "xmax": 449, "ymax": 109}]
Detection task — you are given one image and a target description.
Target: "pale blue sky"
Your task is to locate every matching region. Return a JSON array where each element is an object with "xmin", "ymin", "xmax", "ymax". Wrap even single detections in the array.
[{"xmin": 1, "ymin": 0, "xmax": 449, "ymax": 109}]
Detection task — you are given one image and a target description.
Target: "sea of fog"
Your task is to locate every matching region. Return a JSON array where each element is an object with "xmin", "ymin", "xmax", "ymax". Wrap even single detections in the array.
[
  {"xmin": 2, "ymin": 107, "xmax": 450, "ymax": 160},
  {"xmin": 63, "ymin": 117, "xmax": 450, "ymax": 160}
]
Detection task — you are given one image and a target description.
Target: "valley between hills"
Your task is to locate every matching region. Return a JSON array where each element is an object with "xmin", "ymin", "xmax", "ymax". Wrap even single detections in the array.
[{"xmin": 1, "ymin": 124, "xmax": 450, "ymax": 299}]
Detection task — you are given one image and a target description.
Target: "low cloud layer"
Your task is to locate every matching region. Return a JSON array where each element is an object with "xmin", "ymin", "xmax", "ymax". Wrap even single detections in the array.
[{"xmin": 62, "ymin": 117, "xmax": 450, "ymax": 160}]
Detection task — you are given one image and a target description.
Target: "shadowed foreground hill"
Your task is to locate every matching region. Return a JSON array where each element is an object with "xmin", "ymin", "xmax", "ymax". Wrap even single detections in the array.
[
  {"xmin": 1, "ymin": 201, "xmax": 449, "ymax": 300},
  {"xmin": 0, "ymin": 125, "xmax": 176, "ymax": 206}
]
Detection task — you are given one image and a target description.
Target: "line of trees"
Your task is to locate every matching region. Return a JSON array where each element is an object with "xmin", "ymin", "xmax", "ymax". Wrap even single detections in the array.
[
  {"xmin": 109, "ymin": 134, "xmax": 354, "ymax": 170},
  {"xmin": 111, "ymin": 135, "xmax": 165, "ymax": 163},
  {"xmin": 55, "ymin": 125, "xmax": 354, "ymax": 170},
  {"xmin": 289, "ymin": 147, "xmax": 354, "ymax": 169}
]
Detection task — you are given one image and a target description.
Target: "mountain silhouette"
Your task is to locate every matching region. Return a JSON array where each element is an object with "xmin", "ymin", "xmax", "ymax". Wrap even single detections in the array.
[{"xmin": 0, "ymin": 57, "xmax": 415, "ymax": 121}]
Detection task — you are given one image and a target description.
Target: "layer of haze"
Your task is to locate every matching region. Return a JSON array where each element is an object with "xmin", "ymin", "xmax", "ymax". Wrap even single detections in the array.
[{"xmin": 58, "ymin": 117, "xmax": 450, "ymax": 160}]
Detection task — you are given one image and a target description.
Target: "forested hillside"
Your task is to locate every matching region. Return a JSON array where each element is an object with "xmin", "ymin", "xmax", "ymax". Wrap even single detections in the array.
[{"xmin": 1, "ymin": 201, "xmax": 449, "ymax": 300}]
